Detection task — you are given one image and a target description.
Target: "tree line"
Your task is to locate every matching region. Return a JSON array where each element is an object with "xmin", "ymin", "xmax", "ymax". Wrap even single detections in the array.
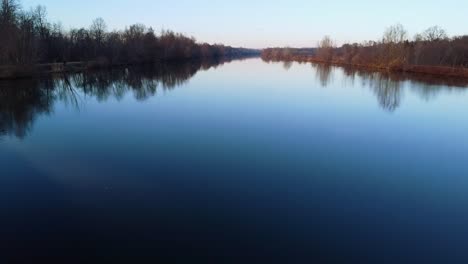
[
  {"xmin": 0, "ymin": 0, "xmax": 259, "ymax": 66},
  {"xmin": 262, "ymin": 24, "xmax": 468, "ymax": 73}
]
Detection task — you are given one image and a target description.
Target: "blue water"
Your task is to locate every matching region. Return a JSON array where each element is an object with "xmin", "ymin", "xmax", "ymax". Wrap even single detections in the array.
[{"xmin": 2, "ymin": 59, "xmax": 468, "ymax": 263}]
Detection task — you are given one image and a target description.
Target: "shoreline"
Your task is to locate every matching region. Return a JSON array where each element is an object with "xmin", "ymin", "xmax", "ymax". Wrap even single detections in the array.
[
  {"xmin": 3, "ymin": 56, "xmax": 467, "ymax": 81},
  {"xmin": 0, "ymin": 61, "xmax": 109, "ymax": 80},
  {"xmin": 0, "ymin": 56, "xmax": 260, "ymax": 80},
  {"xmin": 263, "ymin": 56, "xmax": 468, "ymax": 79}
]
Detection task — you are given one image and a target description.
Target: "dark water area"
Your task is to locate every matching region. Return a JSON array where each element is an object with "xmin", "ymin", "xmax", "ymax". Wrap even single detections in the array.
[{"xmin": 2, "ymin": 58, "xmax": 468, "ymax": 263}]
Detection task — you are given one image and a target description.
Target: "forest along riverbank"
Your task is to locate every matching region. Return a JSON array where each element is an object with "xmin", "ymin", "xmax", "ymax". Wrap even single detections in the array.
[
  {"xmin": 261, "ymin": 24, "xmax": 468, "ymax": 78},
  {"xmin": 0, "ymin": 1, "xmax": 260, "ymax": 79}
]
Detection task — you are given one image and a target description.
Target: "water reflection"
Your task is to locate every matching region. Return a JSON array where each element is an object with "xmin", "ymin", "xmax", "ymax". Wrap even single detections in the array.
[
  {"xmin": 0, "ymin": 79, "xmax": 53, "ymax": 138},
  {"xmin": 342, "ymin": 67, "xmax": 468, "ymax": 111},
  {"xmin": 282, "ymin": 61, "xmax": 293, "ymax": 71},
  {"xmin": 0, "ymin": 57, "xmax": 247, "ymax": 139},
  {"xmin": 2, "ymin": 59, "xmax": 468, "ymax": 139},
  {"xmin": 308, "ymin": 62, "xmax": 404, "ymax": 110},
  {"xmin": 349, "ymin": 69, "xmax": 404, "ymax": 111},
  {"xmin": 311, "ymin": 63, "xmax": 333, "ymax": 87},
  {"xmin": 299, "ymin": 61, "xmax": 467, "ymax": 112},
  {"xmin": 276, "ymin": 61, "xmax": 468, "ymax": 112}
]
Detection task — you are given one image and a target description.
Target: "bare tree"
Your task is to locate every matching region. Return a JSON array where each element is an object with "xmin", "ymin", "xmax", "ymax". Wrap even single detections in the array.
[
  {"xmin": 381, "ymin": 24, "xmax": 408, "ymax": 66},
  {"xmin": 383, "ymin": 23, "xmax": 408, "ymax": 44},
  {"xmin": 0, "ymin": 0, "xmax": 19, "ymax": 24},
  {"xmin": 90, "ymin": 17, "xmax": 106, "ymax": 43},
  {"xmin": 32, "ymin": 5, "xmax": 48, "ymax": 36},
  {"xmin": 317, "ymin": 35, "xmax": 335, "ymax": 62},
  {"xmin": 0, "ymin": 0, "xmax": 20, "ymax": 64},
  {"xmin": 421, "ymin": 26, "xmax": 448, "ymax": 41}
]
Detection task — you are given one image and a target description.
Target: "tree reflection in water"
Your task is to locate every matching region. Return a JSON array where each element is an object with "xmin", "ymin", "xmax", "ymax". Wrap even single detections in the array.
[
  {"xmin": 0, "ymin": 57, "xmax": 245, "ymax": 139},
  {"xmin": 311, "ymin": 63, "xmax": 333, "ymax": 87},
  {"xmin": 309, "ymin": 62, "xmax": 468, "ymax": 112},
  {"xmin": 0, "ymin": 79, "xmax": 54, "ymax": 138},
  {"xmin": 1, "ymin": 59, "xmax": 468, "ymax": 139}
]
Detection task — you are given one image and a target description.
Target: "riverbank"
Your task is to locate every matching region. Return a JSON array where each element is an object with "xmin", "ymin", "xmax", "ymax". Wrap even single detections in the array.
[
  {"xmin": 0, "ymin": 55, "xmax": 260, "ymax": 80},
  {"xmin": 0, "ymin": 61, "xmax": 109, "ymax": 79},
  {"xmin": 262, "ymin": 56, "xmax": 468, "ymax": 78}
]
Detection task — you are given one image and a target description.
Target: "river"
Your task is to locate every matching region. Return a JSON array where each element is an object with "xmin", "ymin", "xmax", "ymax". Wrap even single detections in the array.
[{"xmin": 2, "ymin": 58, "xmax": 468, "ymax": 263}]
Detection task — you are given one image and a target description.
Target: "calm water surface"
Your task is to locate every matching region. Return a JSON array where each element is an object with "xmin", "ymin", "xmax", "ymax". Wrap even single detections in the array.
[{"xmin": 2, "ymin": 58, "xmax": 468, "ymax": 263}]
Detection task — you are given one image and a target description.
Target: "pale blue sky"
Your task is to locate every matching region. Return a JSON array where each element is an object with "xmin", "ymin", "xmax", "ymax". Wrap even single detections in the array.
[{"xmin": 22, "ymin": 0, "xmax": 468, "ymax": 48}]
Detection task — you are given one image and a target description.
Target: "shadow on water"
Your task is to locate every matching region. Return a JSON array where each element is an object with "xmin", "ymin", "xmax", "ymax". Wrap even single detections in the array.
[{"xmin": 0, "ymin": 57, "xmax": 247, "ymax": 139}]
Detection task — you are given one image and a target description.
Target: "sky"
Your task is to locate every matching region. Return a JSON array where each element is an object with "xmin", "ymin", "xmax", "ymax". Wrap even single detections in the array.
[{"xmin": 22, "ymin": 0, "xmax": 468, "ymax": 49}]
